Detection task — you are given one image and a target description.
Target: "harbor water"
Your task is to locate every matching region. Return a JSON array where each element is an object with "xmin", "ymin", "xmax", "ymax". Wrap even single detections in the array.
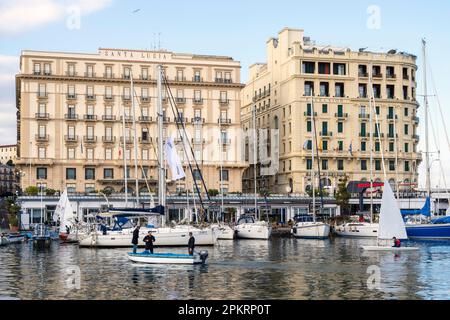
[{"xmin": 1, "ymin": 237, "xmax": 450, "ymax": 300}]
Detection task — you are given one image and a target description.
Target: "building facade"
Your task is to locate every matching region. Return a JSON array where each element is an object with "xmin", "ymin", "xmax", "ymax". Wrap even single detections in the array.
[
  {"xmin": 0, "ymin": 164, "xmax": 19, "ymax": 195},
  {"xmin": 16, "ymin": 49, "xmax": 246, "ymax": 195},
  {"xmin": 0, "ymin": 144, "xmax": 17, "ymax": 164},
  {"xmin": 241, "ymin": 28, "xmax": 422, "ymax": 194}
]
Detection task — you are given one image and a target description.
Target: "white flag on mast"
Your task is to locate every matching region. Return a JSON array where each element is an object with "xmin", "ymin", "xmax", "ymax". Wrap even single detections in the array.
[{"xmin": 164, "ymin": 137, "xmax": 186, "ymax": 181}]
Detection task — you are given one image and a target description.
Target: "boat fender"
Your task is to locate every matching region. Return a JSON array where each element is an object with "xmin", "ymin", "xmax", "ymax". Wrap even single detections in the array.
[
  {"xmin": 292, "ymin": 228, "xmax": 297, "ymax": 234},
  {"xmin": 200, "ymin": 250, "xmax": 209, "ymax": 264}
]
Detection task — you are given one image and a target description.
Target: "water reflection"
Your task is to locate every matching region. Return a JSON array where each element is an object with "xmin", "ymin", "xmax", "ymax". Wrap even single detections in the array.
[{"xmin": 1, "ymin": 238, "xmax": 450, "ymax": 300}]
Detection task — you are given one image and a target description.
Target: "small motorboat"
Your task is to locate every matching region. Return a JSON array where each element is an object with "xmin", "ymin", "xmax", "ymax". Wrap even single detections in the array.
[
  {"xmin": 6, "ymin": 233, "xmax": 25, "ymax": 244},
  {"xmin": 0, "ymin": 235, "xmax": 9, "ymax": 246},
  {"xmin": 128, "ymin": 250, "xmax": 209, "ymax": 265}
]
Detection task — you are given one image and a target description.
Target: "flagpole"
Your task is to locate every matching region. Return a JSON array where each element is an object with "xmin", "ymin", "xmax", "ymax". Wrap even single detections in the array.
[
  {"xmin": 157, "ymin": 65, "xmax": 166, "ymax": 227},
  {"xmin": 122, "ymin": 101, "xmax": 128, "ymax": 207},
  {"xmin": 131, "ymin": 73, "xmax": 140, "ymax": 207}
]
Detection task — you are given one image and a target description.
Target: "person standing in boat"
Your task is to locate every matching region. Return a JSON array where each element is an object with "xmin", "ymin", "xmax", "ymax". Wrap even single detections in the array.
[
  {"xmin": 188, "ymin": 232, "xmax": 195, "ymax": 255},
  {"xmin": 143, "ymin": 231, "xmax": 156, "ymax": 254},
  {"xmin": 132, "ymin": 225, "xmax": 140, "ymax": 254}
]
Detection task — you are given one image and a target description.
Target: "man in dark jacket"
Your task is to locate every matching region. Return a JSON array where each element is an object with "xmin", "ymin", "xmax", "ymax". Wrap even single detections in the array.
[
  {"xmin": 131, "ymin": 225, "xmax": 140, "ymax": 253},
  {"xmin": 188, "ymin": 232, "xmax": 195, "ymax": 255},
  {"xmin": 143, "ymin": 231, "xmax": 156, "ymax": 254}
]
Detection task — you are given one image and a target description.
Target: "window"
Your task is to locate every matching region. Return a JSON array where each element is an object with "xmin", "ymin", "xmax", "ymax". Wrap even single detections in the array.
[
  {"xmin": 123, "ymin": 87, "xmax": 131, "ymax": 100},
  {"xmin": 142, "ymin": 149, "xmax": 149, "ymax": 160},
  {"xmin": 123, "ymin": 67, "xmax": 131, "ymax": 79},
  {"xmin": 225, "ymin": 72, "xmax": 232, "ymax": 83},
  {"xmin": 373, "ymin": 84, "xmax": 381, "ymax": 98},
  {"xmin": 141, "ymin": 167, "xmax": 149, "ymax": 179},
  {"xmin": 36, "ymin": 167, "xmax": 47, "ymax": 179},
  {"xmin": 389, "ymin": 161, "xmax": 395, "ymax": 171},
  {"xmin": 85, "ymin": 168, "xmax": 95, "ymax": 180},
  {"xmin": 338, "ymin": 141, "xmax": 344, "ymax": 151},
  {"xmin": 361, "ymin": 160, "xmax": 367, "ymax": 171},
  {"xmin": 220, "ymin": 91, "xmax": 228, "ymax": 103},
  {"xmin": 322, "ymin": 159, "xmax": 328, "ymax": 170},
  {"xmin": 319, "ymin": 82, "xmax": 329, "ymax": 97},
  {"xmin": 67, "ymin": 148, "xmax": 75, "ymax": 159},
  {"xmin": 304, "ymin": 82, "xmax": 314, "ymax": 96},
  {"xmin": 67, "ymin": 184, "xmax": 76, "ymax": 193},
  {"xmin": 176, "ymin": 69, "xmax": 184, "ymax": 81},
  {"xmin": 335, "ymin": 83, "xmax": 344, "ymax": 97},
  {"xmin": 194, "ymin": 70, "xmax": 201, "ymax": 82},
  {"xmin": 404, "ymin": 124, "xmax": 409, "ymax": 135},
  {"xmin": 337, "ymin": 122, "xmax": 343, "ymax": 133},
  {"xmin": 306, "ymin": 159, "xmax": 312, "ymax": 170},
  {"xmin": 337, "ymin": 160, "xmax": 344, "ymax": 171},
  {"xmin": 404, "ymin": 107, "xmax": 409, "ymax": 117},
  {"xmin": 389, "ymin": 142, "xmax": 394, "ymax": 152},
  {"xmin": 333, "ymin": 63, "xmax": 346, "ymax": 75},
  {"xmin": 141, "ymin": 68, "xmax": 149, "ymax": 80},
  {"xmin": 220, "ymin": 169, "xmax": 229, "ymax": 181},
  {"xmin": 105, "ymin": 66, "xmax": 113, "ymax": 78},
  {"xmin": 85, "ymin": 184, "xmax": 95, "ymax": 193},
  {"xmin": 307, "ymin": 121, "xmax": 312, "ymax": 132},
  {"xmin": 359, "ymin": 84, "xmax": 367, "ymax": 98},
  {"xmin": 194, "ymin": 90, "xmax": 202, "ymax": 102},
  {"xmin": 68, "ymin": 64, "xmax": 76, "ymax": 76},
  {"xmin": 193, "ymin": 169, "xmax": 202, "ymax": 180},
  {"xmin": 405, "ymin": 161, "xmax": 410, "ymax": 172},
  {"xmin": 104, "ymin": 168, "xmax": 114, "ymax": 179},
  {"xmin": 66, "ymin": 168, "xmax": 76, "ymax": 180},
  {"xmin": 34, "ymin": 63, "xmax": 41, "ymax": 75},
  {"xmin": 322, "ymin": 104, "xmax": 328, "ymax": 113},
  {"xmin": 359, "ymin": 65, "xmax": 368, "ymax": 77},
  {"xmin": 322, "ymin": 140, "xmax": 328, "ymax": 151},
  {"xmin": 105, "ymin": 148, "xmax": 112, "ymax": 160},
  {"xmin": 86, "ymin": 65, "xmax": 94, "ymax": 77},
  {"xmin": 375, "ymin": 142, "xmax": 380, "ymax": 152},
  {"xmin": 387, "ymin": 85, "xmax": 395, "ymax": 99},
  {"xmin": 375, "ymin": 160, "xmax": 381, "ymax": 171},
  {"xmin": 302, "ymin": 61, "xmax": 315, "ymax": 74},
  {"xmin": 318, "ymin": 62, "xmax": 331, "ymax": 74},
  {"xmin": 44, "ymin": 63, "xmax": 51, "ymax": 75},
  {"xmin": 39, "ymin": 84, "xmax": 46, "ymax": 97},
  {"xmin": 38, "ymin": 147, "xmax": 46, "ymax": 159},
  {"xmin": 404, "ymin": 143, "xmax": 409, "ymax": 153},
  {"xmin": 38, "ymin": 125, "xmax": 46, "ymax": 138},
  {"xmin": 87, "ymin": 148, "xmax": 94, "ymax": 160}
]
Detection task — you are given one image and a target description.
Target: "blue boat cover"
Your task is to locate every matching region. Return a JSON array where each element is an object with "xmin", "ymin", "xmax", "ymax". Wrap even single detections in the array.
[
  {"xmin": 431, "ymin": 216, "xmax": 450, "ymax": 224},
  {"xmin": 401, "ymin": 197, "xmax": 431, "ymax": 217},
  {"xmin": 129, "ymin": 252, "xmax": 194, "ymax": 259}
]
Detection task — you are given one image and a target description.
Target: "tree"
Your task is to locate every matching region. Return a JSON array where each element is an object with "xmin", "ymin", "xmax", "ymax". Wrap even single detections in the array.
[
  {"xmin": 208, "ymin": 189, "xmax": 219, "ymax": 197},
  {"xmin": 45, "ymin": 188, "xmax": 57, "ymax": 196},
  {"xmin": 6, "ymin": 160, "xmax": 14, "ymax": 167},
  {"xmin": 25, "ymin": 186, "xmax": 39, "ymax": 196},
  {"xmin": 335, "ymin": 177, "xmax": 351, "ymax": 215}
]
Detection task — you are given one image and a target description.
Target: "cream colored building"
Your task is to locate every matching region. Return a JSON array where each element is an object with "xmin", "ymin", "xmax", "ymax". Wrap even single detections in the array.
[
  {"xmin": 0, "ymin": 144, "xmax": 17, "ymax": 164},
  {"xmin": 241, "ymin": 28, "xmax": 422, "ymax": 194},
  {"xmin": 16, "ymin": 48, "xmax": 246, "ymax": 194}
]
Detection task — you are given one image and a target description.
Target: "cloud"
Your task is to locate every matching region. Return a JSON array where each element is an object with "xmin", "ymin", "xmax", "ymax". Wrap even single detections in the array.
[{"xmin": 0, "ymin": 0, "xmax": 112, "ymax": 36}]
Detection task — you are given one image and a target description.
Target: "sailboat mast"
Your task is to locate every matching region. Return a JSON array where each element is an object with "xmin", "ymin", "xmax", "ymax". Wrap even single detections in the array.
[
  {"xmin": 122, "ymin": 102, "xmax": 128, "ymax": 207},
  {"xmin": 131, "ymin": 74, "xmax": 140, "ymax": 207},
  {"xmin": 157, "ymin": 65, "xmax": 166, "ymax": 226},
  {"xmin": 393, "ymin": 106, "xmax": 400, "ymax": 199},
  {"xmin": 253, "ymin": 105, "xmax": 258, "ymax": 220},
  {"xmin": 423, "ymin": 39, "xmax": 431, "ymax": 197},
  {"xmin": 311, "ymin": 98, "xmax": 316, "ymax": 220},
  {"xmin": 369, "ymin": 64, "xmax": 374, "ymax": 222}
]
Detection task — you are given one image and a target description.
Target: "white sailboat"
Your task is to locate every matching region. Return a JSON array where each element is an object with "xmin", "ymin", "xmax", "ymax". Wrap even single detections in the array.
[
  {"xmin": 292, "ymin": 97, "xmax": 330, "ymax": 239},
  {"xmin": 362, "ymin": 181, "xmax": 418, "ymax": 251},
  {"xmin": 236, "ymin": 106, "xmax": 272, "ymax": 240},
  {"xmin": 53, "ymin": 189, "xmax": 76, "ymax": 241}
]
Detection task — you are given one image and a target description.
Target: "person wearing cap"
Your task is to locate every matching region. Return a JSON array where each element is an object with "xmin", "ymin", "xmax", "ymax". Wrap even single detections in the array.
[{"xmin": 143, "ymin": 231, "xmax": 156, "ymax": 254}]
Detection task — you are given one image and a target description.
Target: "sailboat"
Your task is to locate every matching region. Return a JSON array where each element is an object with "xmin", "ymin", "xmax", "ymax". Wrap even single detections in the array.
[
  {"xmin": 362, "ymin": 181, "xmax": 418, "ymax": 251},
  {"xmin": 292, "ymin": 97, "xmax": 330, "ymax": 239},
  {"xmin": 53, "ymin": 189, "xmax": 76, "ymax": 242},
  {"xmin": 235, "ymin": 106, "xmax": 272, "ymax": 240}
]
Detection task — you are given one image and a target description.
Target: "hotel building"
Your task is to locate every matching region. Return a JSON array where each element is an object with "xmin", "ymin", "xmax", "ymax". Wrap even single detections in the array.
[
  {"xmin": 0, "ymin": 144, "xmax": 17, "ymax": 164},
  {"xmin": 241, "ymin": 28, "xmax": 422, "ymax": 194},
  {"xmin": 16, "ymin": 49, "xmax": 245, "ymax": 194}
]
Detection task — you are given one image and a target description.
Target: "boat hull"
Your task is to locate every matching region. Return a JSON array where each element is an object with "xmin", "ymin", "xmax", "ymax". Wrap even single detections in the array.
[
  {"xmin": 362, "ymin": 246, "xmax": 419, "ymax": 251},
  {"xmin": 128, "ymin": 251, "xmax": 207, "ymax": 265},
  {"xmin": 0, "ymin": 237, "xmax": 9, "ymax": 246},
  {"xmin": 235, "ymin": 223, "xmax": 271, "ymax": 240},
  {"xmin": 406, "ymin": 223, "xmax": 450, "ymax": 240},
  {"xmin": 292, "ymin": 222, "xmax": 330, "ymax": 239},
  {"xmin": 6, "ymin": 234, "xmax": 25, "ymax": 243},
  {"xmin": 214, "ymin": 225, "xmax": 235, "ymax": 240},
  {"xmin": 79, "ymin": 227, "xmax": 219, "ymax": 247},
  {"xmin": 334, "ymin": 223, "xmax": 379, "ymax": 238}
]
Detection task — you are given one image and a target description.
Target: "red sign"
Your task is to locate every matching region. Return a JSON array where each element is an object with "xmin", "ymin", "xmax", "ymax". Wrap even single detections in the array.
[{"xmin": 357, "ymin": 182, "xmax": 384, "ymax": 189}]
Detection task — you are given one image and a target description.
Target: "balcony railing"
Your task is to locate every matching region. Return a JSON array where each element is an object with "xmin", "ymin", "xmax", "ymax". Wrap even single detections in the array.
[
  {"xmin": 102, "ymin": 136, "xmax": 116, "ymax": 143},
  {"xmin": 120, "ymin": 116, "xmax": 133, "ymax": 122},
  {"xmin": 38, "ymin": 92, "xmax": 48, "ymax": 99},
  {"xmin": 191, "ymin": 138, "xmax": 205, "ymax": 144},
  {"xmin": 67, "ymin": 94, "xmax": 77, "ymax": 100},
  {"xmin": 373, "ymin": 73, "xmax": 383, "ymax": 78},
  {"xmin": 103, "ymin": 73, "xmax": 115, "ymax": 79},
  {"xmin": 413, "ymin": 135, "xmax": 420, "ymax": 141},
  {"xmin": 386, "ymin": 74, "xmax": 397, "ymax": 79},
  {"xmin": 334, "ymin": 113, "xmax": 349, "ymax": 119},
  {"xmin": 141, "ymin": 97, "xmax": 151, "ymax": 103},
  {"xmin": 35, "ymin": 134, "xmax": 49, "ymax": 142},
  {"xmin": 387, "ymin": 115, "xmax": 398, "ymax": 120},
  {"xmin": 193, "ymin": 98, "xmax": 204, "ymax": 104},
  {"xmin": 413, "ymin": 116, "xmax": 420, "ymax": 124},
  {"xmin": 120, "ymin": 137, "xmax": 134, "ymax": 144},
  {"xmin": 219, "ymin": 99, "xmax": 230, "ymax": 106},
  {"xmin": 65, "ymin": 114, "xmax": 79, "ymax": 120},
  {"xmin": 192, "ymin": 77, "xmax": 203, "ymax": 82},
  {"xmin": 358, "ymin": 72, "xmax": 369, "ymax": 78},
  {"xmin": 387, "ymin": 133, "xmax": 399, "ymax": 139},
  {"xmin": 359, "ymin": 114, "xmax": 370, "ymax": 119},
  {"xmin": 139, "ymin": 75, "xmax": 150, "ymax": 80},
  {"xmin": 83, "ymin": 115, "xmax": 98, "ymax": 121},
  {"xmin": 176, "ymin": 97, "xmax": 186, "ymax": 104},
  {"xmin": 139, "ymin": 137, "xmax": 152, "ymax": 144},
  {"xmin": 175, "ymin": 76, "xmax": 186, "ymax": 82},
  {"xmin": 174, "ymin": 117, "xmax": 188, "ymax": 123},
  {"xmin": 104, "ymin": 95, "xmax": 114, "ymax": 101},
  {"xmin": 64, "ymin": 135, "xmax": 78, "ymax": 142},
  {"xmin": 191, "ymin": 117, "xmax": 205, "ymax": 123},
  {"xmin": 35, "ymin": 113, "xmax": 50, "ymax": 120},
  {"xmin": 139, "ymin": 116, "xmax": 152, "ymax": 122},
  {"xmin": 122, "ymin": 95, "xmax": 131, "ymax": 101},
  {"xmin": 84, "ymin": 72, "xmax": 96, "ymax": 78},
  {"xmin": 319, "ymin": 132, "xmax": 333, "ymax": 137},
  {"xmin": 303, "ymin": 112, "xmax": 317, "ymax": 117},
  {"xmin": 102, "ymin": 115, "xmax": 116, "ymax": 121},
  {"xmin": 218, "ymin": 118, "xmax": 232, "ymax": 124},
  {"xmin": 86, "ymin": 94, "xmax": 96, "ymax": 101},
  {"xmin": 65, "ymin": 71, "xmax": 78, "ymax": 77},
  {"xmin": 83, "ymin": 136, "xmax": 97, "ymax": 143},
  {"xmin": 218, "ymin": 138, "xmax": 231, "ymax": 145}
]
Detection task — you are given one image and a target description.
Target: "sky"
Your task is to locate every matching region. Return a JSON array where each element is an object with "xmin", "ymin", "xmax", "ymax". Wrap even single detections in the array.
[{"xmin": 0, "ymin": 0, "xmax": 449, "ymax": 188}]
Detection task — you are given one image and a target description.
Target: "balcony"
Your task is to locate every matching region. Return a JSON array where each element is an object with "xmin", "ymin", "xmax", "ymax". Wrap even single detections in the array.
[
  {"xmin": 122, "ymin": 74, "xmax": 131, "ymax": 80},
  {"xmin": 192, "ymin": 77, "xmax": 203, "ymax": 82},
  {"xmin": 139, "ymin": 75, "xmax": 150, "ymax": 80},
  {"xmin": 35, "ymin": 113, "xmax": 50, "ymax": 120},
  {"xmin": 413, "ymin": 116, "xmax": 420, "ymax": 124},
  {"xmin": 163, "ymin": 117, "xmax": 170, "ymax": 123},
  {"xmin": 319, "ymin": 132, "xmax": 333, "ymax": 138},
  {"xmin": 140, "ymin": 97, "xmax": 151, "ymax": 103},
  {"xmin": 218, "ymin": 118, "xmax": 232, "ymax": 125},
  {"xmin": 67, "ymin": 94, "xmax": 77, "ymax": 100},
  {"xmin": 373, "ymin": 73, "xmax": 383, "ymax": 79},
  {"xmin": 175, "ymin": 76, "xmax": 186, "ymax": 82},
  {"xmin": 191, "ymin": 117, "xmax": 205, "ymax": 124},
  {"xmin": 334, "ymin": 113, "xmax": 348, "ymax": 119},
  {"xmin": 120, "ymin": 116, "xmax": 133, "ymax": 122},
  {"xmin": 359, "ymin": 114, "xmax": 370, "ymax": 120},
  {"xmin": 387, "ymin": 115, "xmax": 398, "ymax": 121},
  {"xmin": 358, "ymin": 72, "xmax": 369, "ymax": 78},
  {"xmin": 65, "ymin": 72, "xmax": 78, "ymax": 77},
  {"xmin": 103, "ymin": 73, "xmax": 115, "ymax": 79},
  {"xmin": 86, "ymin": 94, "xmax": 96, "ymax": 101},
  {"xmin": 102, "ymin": 115, "xmax": 116, "ymax": 121},
  {"xmin": 65, "ymin": 114, "xmax": 79, "ymax": 121},
  {"xmin": 403, "ymin": 74, "xmax": 410, "ymax": 81},
  {"xmin": 122, "ymin": 95, "xmax": 131, "ymax": 101},
  {"xmin": 374, "ymin": 133, "xmax": 385, "ymax": 139},
  {"xmin": 35, "ymin": 134, "xmax": 49, "ymax": 142},
  {"xmin": 104, "ymin": 95, "xmax": 115, "ymax": 102},
  {"xmin": 219, "ymin": 99, "xmax": 230, "ymax": 106},
  {"xmin": 139, "ymin": 137, "xmax": 152, "ymax": 144},
  {"xmin": 303, "ymin": 112, "xmax": 317, "ymax": 117},
  {"xmin": 83, "ymin": 115, "xmax": 98, "ymax": 121},
  {"xmin": 176, "ymin": 97, "xmax": 186, "ymax": 104},
  {"xmin": 139, "ymin": 116, "xmax": 152, "ymax": 123},
  {"xmin": 120, "ymin": 137, "xmax": 134, "ymax": 144},
  {"xmin": 193, "ymin": 98, "xmax": 204, "ymax": 105},
  {"xmin": 37, "ymin": 92, "xmax": 48, "ymax": 99},
  {"xmin": 84, "ymin": 72, "xmax": 96, "ymax": 78},
  {"xmin": 102, "ymin": 136, "xmax": 116, "ymax": 143},
  {"xmin": 83, "ymin": 136, "xmax": 98, "ymax": 143},
  {"xmin": 387, "ymin": 133, "xmax": 399, "ymax": 139},
  {"xmin": 174, "ymin": 117, "xmax": 188, "ymax": 123},
  {"xmin": 359, "ymin": 133, "xmax": 369, "ymax": 138},
  {"xmin": 64, "ymin": 135, "xmax": 78, "ymax": 143},
  {"xmin": 191, "ymin": 138, "xmax": 205, "ymax": 144},
  {"xmin": 413, "ymin": 135, "xmax": 420, "ymax": 141},
  {"xmin": 386, "ymin": 74, "xmax": 397, "ymax": 80}
]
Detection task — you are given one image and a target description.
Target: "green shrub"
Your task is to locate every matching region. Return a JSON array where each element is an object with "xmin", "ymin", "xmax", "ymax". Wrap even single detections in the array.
[{"xmin": 25, "ymin": 186, "xmax": 39, "ymax": 196}]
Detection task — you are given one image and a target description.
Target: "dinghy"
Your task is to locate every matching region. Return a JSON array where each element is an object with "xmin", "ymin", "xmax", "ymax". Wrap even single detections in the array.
[
  {"xmin": 362, "ymin": 181, "xmax": 418, "ymax": 252},
  {"xmin": 6, "ymin": 233, "xmax": 25, "ymax": 243},
  {"xmin": 128, "ymin": 250, "xmax": 209, "ymax": 265},
  {"xmin": 0, "ymin": 235, "xmax": 9, "ymax": 246}
]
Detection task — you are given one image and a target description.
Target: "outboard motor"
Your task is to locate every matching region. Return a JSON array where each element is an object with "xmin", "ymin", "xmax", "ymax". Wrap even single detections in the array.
[{"xmin": 199, "ymin": 250, "xmax": 209, "ymax": 264}]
